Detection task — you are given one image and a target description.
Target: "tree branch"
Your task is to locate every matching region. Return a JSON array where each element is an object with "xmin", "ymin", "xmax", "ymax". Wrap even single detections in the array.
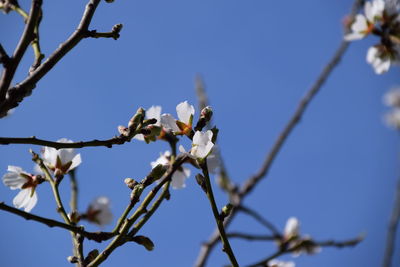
[
  {"xmin": 382, "ymin": 179, "xmax": 400, "ymax": 267},
  {"xmin": 238, "ymin": 205, "xmax": 281, "ymax": 237},
  {"xmin": 245, "ymin": 236, "xmax": 363, "ymax": 267},
  {"xmin": 226, "ymin": 232, "xmax": 276, "ymax": 241},
  {"xmin": 0, "ymin": 0, "xmax": 119, "ymax": 118},
  {"xmin": 194, "ymin": 1, "xmax": 364, "ymax": 266},
  {"xmin": 0, "ymin": 0, "xmax": 42, "ymax": 102},
  {"xmin": 0, "ymin": 135, "xmax": 134, "ymax": 149},
  {"xmin": 0, "ymin": 202, "xmax": 115, "ymax": 242}
]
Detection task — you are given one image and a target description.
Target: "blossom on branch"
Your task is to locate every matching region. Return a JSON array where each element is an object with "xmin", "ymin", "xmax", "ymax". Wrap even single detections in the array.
[
  {"xmin": 134, "ymin": 105, "xmax": 162, "ymax": 142},
  {"xmin": 268, "ymin": 259, "xmax": 295, "ymax": 267},
  {"xmin": 84, "ymin": 197, "xmax": 113, "ymax": 226},
  {"xmin": 2, "ymin": 166, "xmax": 43, "ymax": 212},
  {"xmin": 40, "ymin": 138, "xmax": 82, "ymax": 175},
  {"xmin": 344, "ymin": 0, "xmax": 385, "ymax": 41},
  {"xmin": 151, "ymin": 151, "xmax": 191, "ymax": 189},
  {"xmin": 366, "ymin": 45, "xmax": 399, "ymax": 74},
  {"xmin": 161, "ymin": 101, "xmax": 195, "ymax": 135},
  {"xmin": 179, "ymin": 130, "xmax": 214, "ymax": 161},
  {"xmin": 280, "ymin": 217, "xmax": 321, "ymax": 257}
]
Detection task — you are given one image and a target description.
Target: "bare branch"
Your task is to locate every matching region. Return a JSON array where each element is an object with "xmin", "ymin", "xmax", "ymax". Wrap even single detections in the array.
[
  {"xmin": 0, "ymin": 0, "xmax": 42, "ymax": 102},
  {"xmin": 245, "ymin": 236, "xmax": 364, "ymax": 267},
  {"xmin": 86, "ymin": 24, "xmax": 123, "ymax": 40},
  {"xmin": 0, "ymin": 202, "xmax": 115, "ymax": 242},
  {"xmin": 0, "ymin": 43, "xmax": 10, "ymax": 67},
  {"xmin": 238, "ymin": 205, "xmax": 281, "ymax": 237},
  {"xmin": 0, "ymin": 135, "xmax": 133, "ymax": 149},
  {"xmin": 382, "ymin": 179, "xmax": 400, "ymax": 267},
  {"xmin": 0, "ymin": 0, "xmax": 120, "ymax": 118}
]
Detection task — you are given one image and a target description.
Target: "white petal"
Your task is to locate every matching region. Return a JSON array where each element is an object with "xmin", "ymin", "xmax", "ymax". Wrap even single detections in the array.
[
  {"xmin": 171, "ymin": 170, "xmax": 187, "ymax": 189},
  {"xmin": 344, "ymin": 32, "xmax": 364, "ymax": 41},
  {"xmin": 351, "ymin": 14, "xmax": 368, "ymax": 32},
  {"xmin": 90, "ymin": 196, "xmax": 113, "ymax": 225},
  {"xmin": 284, "ymin": 217, "xmax": 300, "ymax": 238},
  {"xmin": 13, "ymin": 188, "xmax": 37, "ymax": 212},
  {"xmin": 207, "ymin": 153, "xmax": 220, "ymax": 174},
  {"xmin": 176, "ymin": 101, "xmax": 195, "ymax": 124},
  {"xmin": 151, "ymin": 151, "xmax": 170, "ymax": 168},
  {"xmin": 366, "ymin": 46, "xmax": 379, "ymax": 63},
  {"xmin": 160, "ymin": 113, "xmax": 180, "ymax": 132},
  {"xmin": 24, "ymin": 191, "xmax": 38, "ymax": 212},
  {"xmin": 133, "ymin": 134, "xmax": 145, "ymax": 141},
  {"xmin": 7, "ymin": 165, "xmax": 23, "ymax": 174},
  {"xmin": 43, "ymin": 146, "xmax": 57, "ymax": 166},
  {"xmin": 2, "ymin": 172, "xmax": 27, "ymax": 189},
  {"xmin": 146, "ymin": 106, "xmax": 162, "ymax": 126},
  {"xmin": 68, "ymin": 154, "xmax": 82, "ymax": 171}
]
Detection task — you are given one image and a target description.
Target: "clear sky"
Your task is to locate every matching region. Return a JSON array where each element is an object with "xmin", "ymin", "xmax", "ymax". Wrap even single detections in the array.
[{"xmin": 0, "ymin": 1, "xmax": 399, "ymax": 266}]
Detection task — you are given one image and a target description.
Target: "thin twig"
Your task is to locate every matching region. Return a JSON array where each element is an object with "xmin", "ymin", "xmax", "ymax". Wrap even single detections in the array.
[
  {"xmin": 87, "ymin": 155, "xmax": 187, "ymax": 267},
  {"xmin": 200, "ymin": 160, "xmax": 239, "ymax": 267},
  {"xmin": 0, "ymin": 135, "xmax": 133, "ymax": 149},
  {"xmin": 245, "ymin": 236, "xmax": 363, "ymax": 267},
  {"xmin": 238, "ymin": 205, "xmax": 281, "ymax": 237},
  {"xmin": 194, "ymin": 1, "xmax": 364, "ymax": 266},
  {"xmin": 0, "ymin": 202, "xmax": 115, "ymax": 242},
  {"xmin": 226, "ymin": 232, "xmax": 276, "ymax": 241},
  {"xmin": 382, "ymin": 179, "xmax": 400, "ymax": 267},
  {"xmin": 0, "ymin": 0, "xmax": 119, "ymax": 117},
  {"xmin": 0, "ymin": 0, "xmax": 42, "ymax": 102},
  {"xmin": 69, "ymin": 170, "xmax": 84, "ymax": 266}
]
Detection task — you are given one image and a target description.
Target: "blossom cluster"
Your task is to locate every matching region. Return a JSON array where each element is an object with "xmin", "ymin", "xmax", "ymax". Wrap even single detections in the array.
[
  {"xmin": 136, "ymin": 101, "xmax": 218, "ymax": 189},
  {"xmin": 345, "ymin": 0, "xmax": 400, "ymax": 74}
]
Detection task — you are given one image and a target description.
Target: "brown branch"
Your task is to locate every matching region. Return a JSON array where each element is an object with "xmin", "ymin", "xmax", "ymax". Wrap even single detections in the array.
[
  {"xmin": 0, "ymin": 0, "xmax": 119, "ymax": 118},
  {"xmin": 0, "ymin": 135, "xmax": 134, "ymax": 149},
  {"xmin": 86, "ymin": 24, "xmax": 123, "ymax": 40},
  {"xmin": 0, "ymin": 0, "xmax": 42, "ymax": 102},
  {"xmin": 0, "ymin": 43, "xmax": 10, "ymax": 67},
  {"xmin": 0, "ymin": 202, "xmax": 115, "ymax": 242},
  {"xmin": 382, "ymin": 179, "xmax": 400, "ymax": 267},
  {"xmin": 194, "ymin": 1, "xmax": 364, "ymax": 266},
  {"xmin": 245, "ymin": 236, "xmax": 363, "ymax": 267}
]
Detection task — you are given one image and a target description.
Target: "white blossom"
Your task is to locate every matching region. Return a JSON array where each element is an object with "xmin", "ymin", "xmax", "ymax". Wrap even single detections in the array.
[
  {"xmin": 2, "ymin": 166, "xmax": 39, "ymax": 212},
  {"xmin": 151, "ymin": 151, "xmax": 191, "ymax": 189},
  {"xmin": 384, "ymin": 108, "xmax": 400, "ymax": 128},
  {"xmin": 86, "ymin": 197, "xmax": 113, "ymax": 226},
  {"xmin": 191, "ymin": 130, "xmax": 214, "ymax": 159},
  {"xmin": 366, "ymin": 46, "xmax": 392, "ymax": 74},
  {"xmin": 268, "ymin": 259, "xmax": 295, "ymax": 267},
  {"xmin": 41, "ymin": 138, "xmax": 82, "ymax": 174},
  {"xmin": 284, "ymin": 217, "xmax": 300, "ymax": 240},
  {"xmin": 161, "ymin": 101, "xmax": 195, "ymax": 134},
  {"xmin": 383, "ymin": 88, "xmax": 400, "ymax": 107},
  {"xmin": 134, "ymin": 105, "xmax": 162, "ymax": 141},
  {"xmin": 344, "ymin": 0, "xmax": 385, "ymax": 41}
]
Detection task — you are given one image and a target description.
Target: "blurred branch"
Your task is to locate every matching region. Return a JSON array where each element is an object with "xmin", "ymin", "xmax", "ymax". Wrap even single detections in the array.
[
  {"xmin": 246, "ymin": 236, "xmax": 364, "ymax": 267},
  {"xmin": 0, "ymin": 0, "xmax": 42, "ymax": 102},
  {"xmin": 0, "ymin": 135, "xmax": 135, "ymax": 149},
  {"xmin": 194, "ymin": 1, "xmax": 364, "ymax": 266},
  {"xmin": 0, "ymin": 202, "xmax": 115, "ymax": 242},
  {"xmin": 382, "ymin": 179, "xmax": 400, "ymax": 267},
  {"xmin": 226, "ymin": 232, "xmax": 276, "ymax": 241},
  {"xmin": 0, "ymin": 0, "xmax": 120, "ymax": 118},
  {"xmin": 238, "ymin": 205, "xmax": 281, "ymax": 237}
]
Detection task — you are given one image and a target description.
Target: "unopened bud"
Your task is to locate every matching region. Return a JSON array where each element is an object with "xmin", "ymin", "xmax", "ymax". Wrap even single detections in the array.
[
  {"xmin": 128, "ymin": 107, "xmax": 145, "ymax": 130},
  {"xmin": 118, "ymin": 125, "xmax": 129, "ymax": 136},
  {"xmin": 148, "ymin": 164, "xmax": 168, "ymax": 181},
  {"xmin": 220, "ymin": 203, "xmax": 233, "ymax": 220},
  {"xmin": 105, "ymin": 0, "xmax": 114, "ymax": 3},
  {"xmin": 195, "ymin": 174, "xmax": 207, "ymax": 193},
  {"xmin": 67, "ymin": 256, "xmax": 78, "ymax": 263},
  {"xmin": 131, "ymin": 235, "xmax": 155, "ymax": 251},
  {"xmin": 112, "ymin": 24, "xmax": 123, "ymax": 33},
  {"xmin": 194, "ymin": 106, "xmax": 213, "ymax": 131},
  {"xmin": 124, "ymin": 178, "xmax": 138, "ymax": 190}
]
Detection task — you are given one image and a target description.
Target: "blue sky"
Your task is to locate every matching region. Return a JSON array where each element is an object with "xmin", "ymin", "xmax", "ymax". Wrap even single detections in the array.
[{"xmin": 0, "ymin": 1, "xmax": 399, "ymax": 266}]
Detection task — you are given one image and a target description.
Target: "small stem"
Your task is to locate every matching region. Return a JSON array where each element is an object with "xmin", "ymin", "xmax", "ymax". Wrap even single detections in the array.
[
  {"xmin": 0, "ymin": 202, "xmax": 114, "ymax": 242},
  {"xmin": 238, "ymin": 205, "xmax": 281, "ymax": 237},
  {"xmin": 200, "ymin": 160, "xmax": 239, "ymax": 267},
  {"xmin": 111, "ymin": 201, "xmax": 136, "ymax": 234},
  {"xmin": 128, "ymin": 181, "xmax": 171, "ymax": 237},
  {"xmin": 69, "ymin": 170, "xmax": 84, "ymax": 266}
]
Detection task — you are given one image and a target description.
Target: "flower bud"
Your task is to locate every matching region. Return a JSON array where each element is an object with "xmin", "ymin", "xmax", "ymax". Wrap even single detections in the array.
[
  {"xmin": 220, "ymin": 203, "xmax": 233, "ymax": 220},
  {"xmin": 118, "ymin": 125, "xmax": 129, "ymax": 136},
  {"xmin": 124, "ymin": 178, "xmax": 138, "ymax": 190},
  {"xmin": 128, "ymin": 107, "xmax": 145, "ymax": 130},
  {"xmin": 67, "ymin": 256, "xmax": 78, "ymax": 263}
]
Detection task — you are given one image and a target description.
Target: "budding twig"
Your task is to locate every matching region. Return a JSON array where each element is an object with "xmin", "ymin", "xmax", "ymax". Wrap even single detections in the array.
[{"xmin": 0, "ymin": 202, "xmax": 115, "ymax": 242}]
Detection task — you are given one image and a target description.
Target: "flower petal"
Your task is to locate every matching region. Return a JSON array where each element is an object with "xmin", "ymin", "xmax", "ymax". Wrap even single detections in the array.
[
  {"xmin": 146, "ymin": 106, "xmax": 162, "ymax": 126},
  {"xmin": 160, "ymin": 113, "xmax": 180, "ymax": 132},
  {"xmin": 69, "ymin": 154, "xmax": 82, "ymax": 171},
  {"xmin": 176, "ymin": 101, "xmax": 195, "ymax": 125},
  {"xmin": 13, "ymin": 188, "xmax": 37, "ymax": 212}
]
